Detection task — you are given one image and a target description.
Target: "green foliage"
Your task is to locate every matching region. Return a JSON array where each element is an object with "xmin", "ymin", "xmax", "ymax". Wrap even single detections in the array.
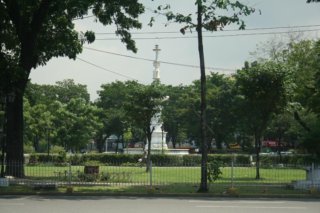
[
  {"xmin": 206, "ymin": 73, "xmax": 238, "ymax": 149},
  {"xmin": 236, "ymin": 61, "xmax": 291, "ymax": 177},
  {"xmin": 51, "ymin": 146, "xmax": 66, "ymax": 154},
  {"xmin": 1, "ymin": 0, "xmax": 145, "ymax": 168},
  {"xmin": 150, "ymin": 154, "xmax": 183, "ymax": 166},
  {"xmin": 23, "ymin": 144, "xmax": 34, "ymax": 154},
  {"xmin": 28, "ymin": 154, "xmax": 65, "ymax": 165},
  {"xmin": 251, "ymin": 38, "xmax": 320, "ymax": 158},
  {"xmin": 77, "ymin": 173, "xmax": 100, "ymax": 182},
  {"xmin": 24, "ymin": 81, "xmax": 102, "ymax": 153},
  {"xmin": 257, "ymin": 154, "xmax": 319, "ymax": 166},
  {"xmin": 207, "ymin": 160, "xmax": 222, "ymax": 182},
  {"xmin": 68, "ymin": 154, "xmax": 85, "ymax": 165},
  {"xmin": 95, "ymin": 81, "xmax": 136, "ymax": 152},
  {"xmin": 154, "ymin": 0, "xmax": 255, "ymax": 192},
  {"xmin": 25, "ymin": 153, "xmax": 255, "ymax": 166},
  {"xmin": 84, "ymin": 160, "xmax": 101, "ymax": 166},
  {"xmin": 82, "ymin": 154, "xmax": 141, "ymax": 165},
  {"xmin": 156, "ymin": 0, "xmax": 255, "ymax": 33},
  {"xmin": 301, "ymin": 119, "xmax": 320, "ymax": 157},
  {"xmin": 236, "ymin": 62, "xmax": 291, "ymax": 131},
  {"xmin": 162, "ymin": 85, "xmax": 191, "ymax": 148}
]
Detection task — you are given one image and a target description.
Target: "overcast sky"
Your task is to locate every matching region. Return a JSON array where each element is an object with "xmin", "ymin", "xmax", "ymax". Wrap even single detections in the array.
[{"xmin": 30, "ymin": 0, "xmax": 320, "ymax": 101}]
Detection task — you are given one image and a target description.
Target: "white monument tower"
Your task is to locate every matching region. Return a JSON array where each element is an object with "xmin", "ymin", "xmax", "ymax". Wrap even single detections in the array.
[
  {"xmin": 145, "ymin": 45, "xmax": 168, "ymax": 152},
  {"xmin": 153, "ymin": 45, "xmax": 161, "ymax": 81}
]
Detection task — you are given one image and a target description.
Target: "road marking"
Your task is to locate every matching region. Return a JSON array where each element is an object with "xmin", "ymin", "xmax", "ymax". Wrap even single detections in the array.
[
  {"xmin": 189, "ymin": 200, "xmax": 286, "ymax": 204},
  {"xmin": 195, "ymin": 205, "xmax": 307, "ymax": 209}
]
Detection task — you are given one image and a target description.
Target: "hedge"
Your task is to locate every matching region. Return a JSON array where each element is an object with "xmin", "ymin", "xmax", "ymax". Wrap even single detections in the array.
[
  {"xmin": 26, "ymin": 152, "xmax": 320, "ymax": 166},
  {"xmin": 258, "ymin": 154, "xmax": 319, "ymax": 166}
]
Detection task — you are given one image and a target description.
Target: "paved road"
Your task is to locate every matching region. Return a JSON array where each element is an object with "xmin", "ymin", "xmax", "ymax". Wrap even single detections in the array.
[{"xmin": 0, "ymin": 196, "xmax": 319, "ymax": 213}]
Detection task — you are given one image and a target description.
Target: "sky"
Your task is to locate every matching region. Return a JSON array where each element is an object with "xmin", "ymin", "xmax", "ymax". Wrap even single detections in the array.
[{"xmin": 30, "ymin": 0, "xmax": 320, "ymax": 101}]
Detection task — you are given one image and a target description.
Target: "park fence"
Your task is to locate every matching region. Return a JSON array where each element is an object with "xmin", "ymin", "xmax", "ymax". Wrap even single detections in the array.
[{"xmin": 1, "ymin": 161, "xmax": 319, "ymax": 192}]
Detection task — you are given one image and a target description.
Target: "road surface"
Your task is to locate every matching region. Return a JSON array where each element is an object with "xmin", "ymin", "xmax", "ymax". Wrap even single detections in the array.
[{"xmin": 0, "ymin": 196, "xmax": 319, "ymax": 213}]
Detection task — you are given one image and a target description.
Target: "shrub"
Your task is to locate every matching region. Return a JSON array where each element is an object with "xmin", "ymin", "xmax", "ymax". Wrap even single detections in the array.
[
  {"xmin": 77, "ymin": 173, "xmax": 99, "ymax": 182},
  {"xmin": 207, "ymin": 160, "xmax": 222, "ymax": 182},
  {"xmin": 183, "ymin": 155, "xmax": 201, "ymax": 166},
  {"xmin": 68, "ymin": 154, "xmax": 85, "ymax": 165},
  {"xmin": 151, "ymin": 155, "xmax": 183, "ymax": 166},
  {"xmin": 50, "ymin": 146, "xmax": 65, "ymax": 154},
  {"xmin": 24, "ymin": 144, "xmax": 34, "ymax": 154},
  {"xmin": 25, "ymin": 152, "xmax": 319, "ymax": 166}
]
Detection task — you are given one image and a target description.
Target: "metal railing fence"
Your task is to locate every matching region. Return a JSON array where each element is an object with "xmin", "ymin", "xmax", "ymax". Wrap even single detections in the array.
[{"xmin": 1, "ymin": 161, "xmax": 317, "ymax": 192}]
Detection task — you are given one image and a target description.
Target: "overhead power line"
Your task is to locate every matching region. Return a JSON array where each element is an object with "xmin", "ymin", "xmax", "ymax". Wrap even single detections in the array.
[
  {"xmin": 95, "ymin": 28, "xmax": 320, "ymax": 40},
  {"xmin": 95, "ymin": 24, "xmax": 320, "ymax": 35},
  {"xmin": 76, "ymin": 57, "xmax": 139, "ymax": 81},
  {"xmin": 83, "ymin": 47, "xmax": 236, "ymax": 72}
]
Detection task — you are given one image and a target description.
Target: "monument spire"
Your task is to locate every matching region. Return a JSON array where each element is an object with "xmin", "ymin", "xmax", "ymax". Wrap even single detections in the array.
[{"xmin": 153, "ymin": 44, "xmax": 161, "ymax": 82}]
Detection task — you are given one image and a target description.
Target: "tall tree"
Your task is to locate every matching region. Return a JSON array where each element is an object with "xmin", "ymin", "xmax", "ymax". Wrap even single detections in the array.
[
  {"xmin": 52, "ymin": 98, "xmax": 102, "ymax": 152},
  {"xmin": 23, "ymin": 99, "xmax": 54, "ymax": 152},
  {"xmin": 236, "ymin": 61, "xmax": 290, "ymax": 179},
  {"xmin": 54, "ymin": 79, "xmax": 90, "ymax": 104},
  {"xmin": 0, "ymin": 0, "xmax": 144, "ymax": 177},
  {"xmin": 96, "ymin": 81, "xmax": 135, "ymax": 153},
  {"xmin": 162, "ymin": 85, "xmax": 190, "ymax": 148},
  {"xmin": 125, "ymin": 82, "xmax": 165, "ymax": 172},
  {"xmin": 157, "ymin": 0, "xmax": 255, "ymax": 192}
]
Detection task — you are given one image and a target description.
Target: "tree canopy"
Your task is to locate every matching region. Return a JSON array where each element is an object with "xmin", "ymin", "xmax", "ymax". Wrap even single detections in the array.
[{"xmin": 0, "ymin": 0, "xmax": 145, "ymax": 177}]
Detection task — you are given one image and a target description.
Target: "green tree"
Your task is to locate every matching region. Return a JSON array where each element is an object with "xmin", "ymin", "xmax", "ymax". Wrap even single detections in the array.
[
  {"xmin": 53, "ymin": 98, "xmax": 102, "ymax": 152},
  {"xmin": 251, "ymin": 38, "xmax": 317, "ymax": 132},
  {"xmin": 206, "ymin": 73, "xmax": 238, "ymax": 150},
  {"xmin": 23, "ymin": 99, "xmax": 54, "ymax": 152},
  {"xmin": 24, "ymin": 81, "xmax": 102, "ymax": 153},
  {"xmin": 162, "ymin": 85, "xmax": 190, "ymax": 148},
  {"xmin": 96, "ymin": 81, "xmax": 135, "ymax": 153},
  {"xmin": 125, "ymin": 82, "xmax": 165, "ymax": 172},
  {"xmin": 236, "ymin": 61, "xmax": 290, "ymax": 179},
  {"xmin": 1, "ymin": 0, "xmax": 144, "ymax": 177},
  {"xmin": 157, "ymin": 0, "xmax": 255, "ymax": 192},
  {"xmin": 54, "ymin": 79, "xmax": 90, "ymax": 104}
]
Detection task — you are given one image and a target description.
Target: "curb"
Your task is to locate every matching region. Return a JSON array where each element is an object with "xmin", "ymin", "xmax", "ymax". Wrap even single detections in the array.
[{"xmin": 1, "ymin": 192, "xmax": 320, "ymax": 199}]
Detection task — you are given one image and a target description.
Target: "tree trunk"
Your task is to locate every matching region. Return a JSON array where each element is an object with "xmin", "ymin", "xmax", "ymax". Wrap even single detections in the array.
[
  {"xmin": 146, "ymin": 130, "xmax": 152, "ymax": 173},
  {"xmin": 197, "ymin": 1, "xmax": 208, "ymax": 193},
  {"xmin": 3, "ymin": 0, "xmax": 50, "ymax": 178},
  {"xmin": 95, "ymin": 134, "xmax": 107, "ymax": 153},
  {"xmin": 277, "ymin": 134, "xmax": 282, "ymax": 163},
  {"xmin": 33, "ymin": 135, "xmax": 39, "ymax": 152},
  {"xmin": 5, "ymin": 92, "xmax": 25, "ymax": 177},
  {"xmin": 115, "ymin": 139, "xmax": 119, "ymax": 154},
  {"xmin": 255, "ymin": 134, "xmax": 261, "ymax": 180}
]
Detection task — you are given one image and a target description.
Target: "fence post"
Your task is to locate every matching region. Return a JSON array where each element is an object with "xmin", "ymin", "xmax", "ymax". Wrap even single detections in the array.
[
  {"xmin": 149, "ymin": 160, "xmax": 152, "ymax": 189},
  {"xmin": 311, "ymin": 162, "xmax": 314, "ymax": 188},
  {"xmin": 68, "ymin": 162, "xmax": 72, "ymax": 188},
  {"xmin": 231, "ymin": 157, "xmax": 234, "ymax": 188}
]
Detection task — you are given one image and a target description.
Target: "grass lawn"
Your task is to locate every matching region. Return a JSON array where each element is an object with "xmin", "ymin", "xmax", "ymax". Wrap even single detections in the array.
[{"xmin": 2, "ymin": 183, "xmax": 317, "ymax": 197}]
